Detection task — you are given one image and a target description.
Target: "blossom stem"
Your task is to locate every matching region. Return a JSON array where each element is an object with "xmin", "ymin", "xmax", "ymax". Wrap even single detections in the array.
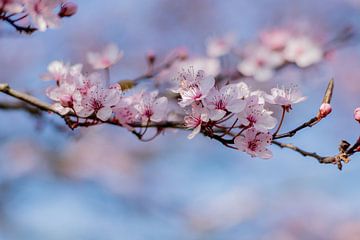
[
  {"xmin": 273, "ymin": 106, "xmax": 286, "ymax": 137},
  {"xmin": 105, "ymin": 67, "xmax": 111, "ymax": 84}
]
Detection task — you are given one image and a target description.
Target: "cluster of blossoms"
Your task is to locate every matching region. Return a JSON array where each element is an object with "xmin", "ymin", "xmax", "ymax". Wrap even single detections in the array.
[
  {"xmin": 206, "ymin": 29, "xmax": 323, "ymax": 82},
  {"xmin": 42, "ymin": 44, "xmax": 168, "ymax": 126},
  {"xmin": 41, "ymin": 42, "xmax": 311, "ymax": 160},
  {"xmin": 0, "ymin": 0, "xmax": 77, "ymax": 32},
  {"xmin": 175, "ymin": 67, "xmax": 306, "ymax": 159}
]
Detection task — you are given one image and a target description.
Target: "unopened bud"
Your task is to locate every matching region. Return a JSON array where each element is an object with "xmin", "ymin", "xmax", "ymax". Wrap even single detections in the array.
[
  {"xmin": 146, "ymin": 50, "xmax": 156, "ymax": 65},
  {"xmin": 176, "ymin": 47, "xmax": 188, "ymax": 60},
  {"xmin": 59, "ymin": 2, "xmax": 78, "ymax": 18},
  {"xmin": 354, "ymin": 107, "xmax": 360, "ymax": 123},
  {"xmin": 319, "ymin": 103, "xmax": 332, "ymax": 118}
]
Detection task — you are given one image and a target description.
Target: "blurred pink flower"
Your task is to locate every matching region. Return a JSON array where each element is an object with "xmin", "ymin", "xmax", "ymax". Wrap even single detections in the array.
[
  {"xmin": 354, "ymin": 107, "xmax": 360, "ymax": 123},
  {"xmin": 283, "ymin": 36, "xmax": 323, "ymax": 67},
  {"xmin": 260, "ymin": 29, "xmax": 290, "ymax": 50},
  {"xmin": 234, "ymin": 127, "xmax": 272, "ymax": 159},
  {"xmin": 87, "ymin": 43, "xmax": 123, "ymax": 70},
  {"xmin": 238, "ymin": 46, "xmax": 283, "ymax": 82},
  {"xmin": 206, "ymin": 33, "xmax": 236, "ymax": 58},
  {"xmin": 24, "ymin": 0, "xmax": 61, "ymax": 32},
  {"xmin": 0, "ymin": 0, "xmax": 23, "ymax": 13}
]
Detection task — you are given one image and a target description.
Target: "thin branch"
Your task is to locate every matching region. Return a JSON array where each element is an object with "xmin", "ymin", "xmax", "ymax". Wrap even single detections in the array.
[
  {"xmin": 0, "ymin": 15, "xmax": 37, "ymax": 34},
  {"xmin": 274, "ymin": 79, "xmax": 334, "ymax": 140}
]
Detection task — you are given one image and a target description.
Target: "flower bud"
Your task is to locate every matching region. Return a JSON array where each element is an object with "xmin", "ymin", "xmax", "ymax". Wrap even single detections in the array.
[
  {"xmin": 319, "ymin": 103, "xmax": 332, "ymax": 118},
  {"xmin": 59, "ymin": 2, "xmax": 78, "ymax": 18},
  {"xmin": 176, "ymin": 47, "xmax": 188, "ymax": 60},
  {"xmin": 146, "ymin": 50, "xmax": 156, "ymax": 66},
  {"xmin": 354, "ymin": 107, "xmax": 360, "ymax": 123}
]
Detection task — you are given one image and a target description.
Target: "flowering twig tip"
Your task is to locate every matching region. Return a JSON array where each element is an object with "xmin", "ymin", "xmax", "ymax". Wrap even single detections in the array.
[{"xmin": 322, "ymin": 78, "xmax": 334, "ymax": 104}]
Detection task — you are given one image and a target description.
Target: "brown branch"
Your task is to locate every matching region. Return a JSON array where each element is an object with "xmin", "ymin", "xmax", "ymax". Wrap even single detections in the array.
[
  {"xmin": 0, "ymin": 101, "xmax": 42, "ymax": 116},
  {"xmin": 0, "ymin": 14, "xmax": 37, "ymax": 34},
  {"xmin": 0, "ymin": 83, "xmax": 60, "ymax": 115}
]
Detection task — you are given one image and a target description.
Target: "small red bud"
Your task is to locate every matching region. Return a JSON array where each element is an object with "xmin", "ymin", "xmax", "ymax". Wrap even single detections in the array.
[
  {"xmin": 319, "ymin": 103, "xmax": 332, "ymax": 118},
  {"xmin": 354, "ymin": 107, "xmax": 360, "ymax": 123},
  {"xmin": 59, "ymin": 2, "xmax": 78, "ymax": 18},
  {"xmin": 176, "ymin": 47, "xmax": 188, "ymax": 60},
  {"xmin": 146, "ymin": 50, "xmax": 156, "ymax": 65}
]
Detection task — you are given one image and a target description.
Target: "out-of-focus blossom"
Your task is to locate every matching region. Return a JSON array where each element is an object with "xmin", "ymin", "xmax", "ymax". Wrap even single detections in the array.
[
  {"xmin": 74, "ymin": 85, "xmax": 121, "ymax": 121},
  {"xmin": 58, "ymin": 2, "xmax": 77, "ymax": 17},
  {"xmin": 260, "ymin": 29, "xmax": 290, "ymax": 50},
  {"xmin": 319, "ymin": 103, "xmax": 332, "ymax": 118},
  {"xmin": 41, "ymin": 60, "xmax": 68, "ymax": 82},
  {"xmin": 0, "ymin": 0, "xmax": 23, "ymax": 13},
  {"xmin": 41, "ymin": 61, "xmax": 82, "ymax": 84},
  {"xmin": 283, "ymin": 36, "xmax": 323, "ymax": 67},
  {"xmin": 234, "ymin": 127, "xmax": 272, "ymax": 159},
  {"xmin": 184, "ymin": 103, "xmax": 209, "ymax": 139},
  {"xmin": 265, "ymin": 86, "xmax": 306, "ymax": 110},
  {"xmin": 354, "ymin": 107, "xmax": 360, "ymax": 123},
  {"xmin": 238, "ymin": 46, "xmax": 283, "ymax": 82},
  {"xmin": 24, "ymin": 0, "xmax": 61, "ymax": 32},
  {"xmin": 237, "ymin": 95, "xmax": 277, "ymax": 132},
  {"xmin": 87, "ymin": 43, "xmax": 123, "ymax": 70},
  {"xmin": 175, "ymin": 68, "xmax": 215, "ymax": 107},
  {"xmin": 134, "ymin": 91, "xmax": 168, "ymax": 123},
  {"xmin": 156, "ymin": 57, "xmax": 220, "ymax": 85},
  {"xmin": 204, "ymin": 82, "xmax": 247, "ymax": 121},
  {"xmin": 206, "ymin": 33, "xmax": 236, "ymax": 58}
]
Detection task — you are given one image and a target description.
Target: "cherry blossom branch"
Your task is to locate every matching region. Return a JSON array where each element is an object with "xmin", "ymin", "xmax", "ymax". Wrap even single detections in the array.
[
  {"xmin": 0, "ymin": 81, "xmax": 358, "ymax": 170},
  {"xmin": 273, "ymin": 79, "xmax": 334, "ymax": 140},
  {"xmin": 272, "ymin": 138, "xmax": 359, "ymax": 170}
]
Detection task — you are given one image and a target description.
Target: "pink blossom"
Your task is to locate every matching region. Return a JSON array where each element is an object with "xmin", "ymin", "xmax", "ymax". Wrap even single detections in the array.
[
  {"xmin": 0, "ymin": 0, "xmax": 23, "ymax": 14},
  {"xmin": 237, "ymin": 46, "xmax": 283, "ymax": 82},
  {"xmin": 74, "ymin": 85, "xmax": 121, "ymax": 121},
  {"xmin": 134, "ymin": 91, "xmax": 168, "ymax": 123},
  {"xmin": 354, "ymin": 107, "xmax": 360, "ymax": 123},
  {"xmin": 184, "ymin": 103, "xmax": 209, "ymax": 139},
  {"xmin": 283, "ymin": 36, "xmax": 323, "ymax": 67},
  {"xmin": 175, "ymin": 68, "xmax": 215, "ymax": 107},
  {"xmin": 204, "ymin": 82, "xmax": 247, "ymax": 121},
  {"xmin": 206, "ymin": 33, "xmax": 236, "ymax": 58},
  {"xmin": 87, "ymin": 43, "xmax": 123, "ymax": 70},
  {"xmin": 237, "ymin": 95, "xmax": 277, "ymax": 132},
  {"xmin": 24, "ymin": 0, "xmax": 61, "ymax": 32},
  {"xmin": 41, "ymin": 61, "xmax": 82, "ymax": 84},
  {"xmin": 234, "ymin": 128, "xmax": 273, "ymax": 159},
  {"xmin": 319, "ymin": 103, "xmax": 332, "ymax": 118},
  {"xmin": 46, "ymin": 80, "xmax": 80, "ymax": 115},
  {"xmin": 76, "ymin": 72, "xmax": 105, "ymax": 96},
  {"xmin": 260, "ymin": 29, "xmax": 290, "ymax": 50},
  {"xmin": 113, "ymin": 97, "xmax": 138, "ymax": 129},
  {"xmin": 58, "ymin": 2, "xmax": 77, "ymax": 17},
  {"xmin": 265, "ymin": 86, "xmax": 306, "ymax": 110},
  {"xmin": 156, "ymin": 57, "xmax": 220, "ymax": 85}
]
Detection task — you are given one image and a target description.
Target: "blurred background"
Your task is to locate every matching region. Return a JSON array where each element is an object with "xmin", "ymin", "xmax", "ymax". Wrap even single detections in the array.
[{"xmin": 0, "ymin": 0, "xmax": 360, "ymax": 239}]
